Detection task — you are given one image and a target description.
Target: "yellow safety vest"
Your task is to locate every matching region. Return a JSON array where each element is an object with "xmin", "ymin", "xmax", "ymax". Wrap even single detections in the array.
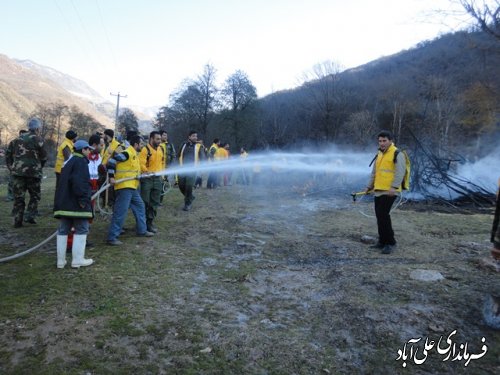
[
  {"xmin": 179, "ymin": 143, "xmax": 201, "ymax": 166},
  {"xmin": 55, "ymin": 138, "xmax": 74, "ymax": 173},
  {"xmin": 208, "ymin": 144, "xmax": 219, "ymax": 161},
  {"xmin": 214, "ymin": 147, "xmax": 227, "ymax": 161},
  {"xmin": 160, "ymin": 142, "xmax": 168, "ymax": 166},
  {"xmin": 114, "ymin": 145, "xmax": 140, "ymax": 190},
  {"xmin": 139, "ymin": 144, "xmax": 164, "ymax": 173},
  {"xmin": 102, "ymin": 138, "xmax": 121, "ymax": 166},
  {"xmin": 374, "ymin": 143, "xmax": 401, "ymax": 192}
]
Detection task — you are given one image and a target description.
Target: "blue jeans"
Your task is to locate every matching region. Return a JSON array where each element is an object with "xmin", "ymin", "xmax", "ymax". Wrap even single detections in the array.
[
  {"xmin": 58, "ymin": 218, "xmax": 90, "ymax": 235},
  {"xmin": 107, "ymin": 188, "xmax": 147, "ymax": 241}
]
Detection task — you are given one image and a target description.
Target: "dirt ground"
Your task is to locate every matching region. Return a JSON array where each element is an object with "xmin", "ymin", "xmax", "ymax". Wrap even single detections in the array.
[{"xmin": 0, "ymin": 177, "xmax": 499, "ymax": 374}]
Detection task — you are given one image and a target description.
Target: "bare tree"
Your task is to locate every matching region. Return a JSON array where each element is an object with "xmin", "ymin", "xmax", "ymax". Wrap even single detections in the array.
[
  {"xmin": 50, "ymin": 102, "xmax": 69, "ymax": 146},
  {"xmin": 419, "ymin": 75, "xmax": 460, "ymax": 153},
  {"xmin": 196, "ymin": 63, "xmax": 218, "ymax": 137},
  {"xmin": 459, "ymin": 0, "xmax": 500, "ymax": 40},
  {"xmin": 300, "ymin": 60, "xmax": 346, "ymax": 141},
  {"xmin": 220, "ymin": 70, "xmax": 258, "ymax": 148},
  {"xmin": 343, "ymin": 110, "xmax": 376, "ymax": 146},
  {"xmin": 117, "ymin": 108, "xmax": 139, "ymax": 136}
]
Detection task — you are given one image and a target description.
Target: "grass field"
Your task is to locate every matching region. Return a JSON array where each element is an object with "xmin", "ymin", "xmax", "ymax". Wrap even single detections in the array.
[{"xmin": 0, "ymin": 171, "xmax": 499, "ymax": 374}]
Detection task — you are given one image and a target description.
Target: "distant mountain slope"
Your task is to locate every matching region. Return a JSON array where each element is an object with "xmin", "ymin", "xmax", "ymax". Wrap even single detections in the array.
[
  {"xmin": 0, "ymin": 54, "xmax": 113, "ymax": 142},
  {"xmin": 15, "ymin": 59, "xmax": 106, "ymax": 103}
]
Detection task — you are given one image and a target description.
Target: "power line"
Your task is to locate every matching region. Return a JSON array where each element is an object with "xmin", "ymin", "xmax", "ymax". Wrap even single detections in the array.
[
  {"xmin": 69, "ymin": 0, "xmax": 107, "ymax": 73},
  {"xmin": 94, "ymin": 0, "xmax": 119, "ymax": 73},
  {"xmin": 53, "ymin": 0, "xmax": 95, "ymax": 69}
]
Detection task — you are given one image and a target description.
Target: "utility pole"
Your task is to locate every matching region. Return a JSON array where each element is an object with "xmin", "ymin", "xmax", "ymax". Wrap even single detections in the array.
[{"xmin": 110, "ymin": 92, "xmax": 127, "ymax": 133}]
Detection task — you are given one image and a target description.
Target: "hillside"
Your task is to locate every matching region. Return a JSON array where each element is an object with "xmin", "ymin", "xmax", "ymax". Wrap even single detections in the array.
[
  {"xmin": 0, "ymin": 54, "xmax": 114, "ymax": 143},
  {"xmin": 14, "ymin": 59, "xmax": 105, "ymax": 103},
  {"xmin": 188, "ymin": 29, "xmax": 499, "ymax": 156}
]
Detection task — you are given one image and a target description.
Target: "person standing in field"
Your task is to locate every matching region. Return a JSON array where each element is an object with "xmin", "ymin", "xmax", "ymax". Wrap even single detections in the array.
[
  {"xmin": 53, "ymin": 140, "xmax": 94, "ymax": 269},
  {"xmin": 5, "ymin": 118, "xmax": 47, "ymax": 228},
  {"xmin": 365, "ymin": 130, "xmax": 406, "ymax": 254},
  {"xmin": 139, "ymin": 131, "xmax": 164, "ymax": 233},
  {"xmin": 178, "ymin": 130, "xmax": 205, "ymax": 211}
]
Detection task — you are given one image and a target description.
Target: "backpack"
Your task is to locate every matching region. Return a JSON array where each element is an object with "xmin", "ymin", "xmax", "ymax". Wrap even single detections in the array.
[{"xmin": 369, "ymin": 148, "xmax": 411, "ymax": 190}]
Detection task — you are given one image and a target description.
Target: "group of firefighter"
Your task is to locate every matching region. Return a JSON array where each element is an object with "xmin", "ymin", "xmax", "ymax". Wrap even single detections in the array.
[
  {"xmin": 3, "ymin": 120, "xmax": 499, "ymax": 269},
  {"xmin": 3, "ymin": 118, "xmax": 250, "ymax": 268}
]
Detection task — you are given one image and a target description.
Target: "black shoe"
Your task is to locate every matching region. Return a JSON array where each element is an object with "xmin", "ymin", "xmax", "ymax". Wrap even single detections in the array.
[
  {"xmin": 107, "ymin": 239, "xmax": 123, "ymax": 246},
  {"xmin": 24, "ymin": 218, "xmax": 37, "ymax": 224},
  {"xmin": 86, "ymin": 241, "xmax": 95, "ymax": 248},
  {"xmin": 137, "ymin": 231, "xmax": 154, "ymax": 237},
  {"xmin": 147, "ymin": 224, "xmax": 158, "ymax": 233},
  {"xmin": 182, "ymin": 204, "xmax": 191, "ymax": 211},
  {"xmin": 382, "ymin": 244, "xmax": 395, "ymax": 254},
  {"xmin": 370, "ymin": 243, "xmax": 384, "ymax": 249}
]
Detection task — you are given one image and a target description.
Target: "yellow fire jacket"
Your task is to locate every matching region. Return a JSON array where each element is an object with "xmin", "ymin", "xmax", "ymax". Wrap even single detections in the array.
[
  {"xmin": 102, "ymin": 138, "xmax": 121, "ymax": 166},
  {"xmin": 114, "ymin": 145, "xmax": 140, "ymax": 190},
  {"xmin": 139, "ymin": 144, "xmax": 164, "ymax": 173},
  {"xmin": 374, "ymin": 143, "xmax": 401, "ymax": 192},
  {"xmin": 214, "ymin": 147, "xmax": 228, "ymax": 160},
  {"xmin": 54, "ymin": 137, "xmax": 74, "ymax": 173}
]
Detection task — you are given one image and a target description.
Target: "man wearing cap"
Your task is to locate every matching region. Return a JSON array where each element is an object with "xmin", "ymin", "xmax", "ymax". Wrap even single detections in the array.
[
  {"xmin": 5, "ymin": 118, "xmax": 48, "ymax": 227},
  {"xmin": 53, "ymin": 140, "xmax": 94, "ymax": 268},
  {"xmin": 55, "ymin": 130, "xmax": 78, "ymax": 190}
]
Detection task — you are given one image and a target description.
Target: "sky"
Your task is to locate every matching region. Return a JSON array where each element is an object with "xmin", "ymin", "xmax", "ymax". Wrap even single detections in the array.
[{"xmin": 0, "ymin": 0, "xmax": 475, "ymax": 108}]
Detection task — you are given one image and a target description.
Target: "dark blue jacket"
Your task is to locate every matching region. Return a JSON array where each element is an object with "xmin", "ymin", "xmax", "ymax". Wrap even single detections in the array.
[{"xmin": 53, "ymin": 153, "xmax": 93, "ymax": 219}]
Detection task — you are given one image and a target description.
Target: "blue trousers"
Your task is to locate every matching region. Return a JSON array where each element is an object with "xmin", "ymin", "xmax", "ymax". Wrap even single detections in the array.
[
  {"xmin": 58, "ymin": 218, "xmax": 90, "ymax": 235},
  {"xmin": 107, "ymin": 188, "xmax": 147, "ymax": 241}
]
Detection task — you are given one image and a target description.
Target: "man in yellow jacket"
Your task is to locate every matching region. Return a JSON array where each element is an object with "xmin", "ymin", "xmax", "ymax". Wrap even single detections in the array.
[
  {"xmin": 365, "ymin": 130, "xmax": 406, "ymax": 254},
  {"xmin": 206, "ymin": 138, "xmax": 220, "ymax": 189},
  {"xmin": 54, "ymin": 130, "xmax": 77, "ymax": 190},
  {"xmin": 178, "ymin": 130, "xmax": 205, "ymax": 211},
  {"xmin": 159, "ymin": 130, "xmax": 177, "ymax": 203},
  {"xmin": 139, "ymin": 131, "xmax": 164, "ymax": 233},
  {"xmin": 102, "ymin": 129, "xmax": 122, "ymax": 166},
  {"xmin": 106, "ymin": 134, "xmax": 154, "ymax": 245}
]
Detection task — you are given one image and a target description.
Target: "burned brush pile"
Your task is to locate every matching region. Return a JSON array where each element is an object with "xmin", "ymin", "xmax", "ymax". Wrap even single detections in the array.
[{"xmin": 405, "ymin": 133, "xmax": 497, "ymax": 210}]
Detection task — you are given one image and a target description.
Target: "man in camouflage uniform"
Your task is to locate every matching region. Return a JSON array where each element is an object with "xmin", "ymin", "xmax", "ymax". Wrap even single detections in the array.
[
  {"xmin": 5, "ymin": 118, "xmax": 47, "ymax": 227},
  {"xmin": 4, "ymin": 130, "xmax": 29, "ymax": 203}
]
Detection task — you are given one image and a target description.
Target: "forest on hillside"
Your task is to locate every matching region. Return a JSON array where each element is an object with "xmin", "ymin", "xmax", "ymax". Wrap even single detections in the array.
[{"xmin": 154, "ymin": 28, "xmax": 499, "ymax": 161}]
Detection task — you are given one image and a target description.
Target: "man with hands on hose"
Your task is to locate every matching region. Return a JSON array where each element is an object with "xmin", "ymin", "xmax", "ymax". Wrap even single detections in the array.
[
  {"xmin": 106, "ymin": 134, "xmax": 154, "ymax": 246},
  {"xmin": 365, "ymin": 130, "xmax": 406, "ymax": 254}
]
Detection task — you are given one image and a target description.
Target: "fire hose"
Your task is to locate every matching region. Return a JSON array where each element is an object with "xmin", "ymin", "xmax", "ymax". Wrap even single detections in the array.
[
  {"xmin": 0, "ymin": 174, "xmax": 156, "ymax": 264},
  {"xmin": 351, "ymin": 189, "xmax": 405, "ymax": 217},
  {"xmin": 351, "ymin": 190, "xmax": 371, "ymax": 202}
]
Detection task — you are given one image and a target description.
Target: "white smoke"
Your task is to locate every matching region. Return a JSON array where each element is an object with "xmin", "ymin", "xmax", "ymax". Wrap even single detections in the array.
[{"xmin": 455, "ymin": 145, "xmax": 500, "ymax": 194}]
